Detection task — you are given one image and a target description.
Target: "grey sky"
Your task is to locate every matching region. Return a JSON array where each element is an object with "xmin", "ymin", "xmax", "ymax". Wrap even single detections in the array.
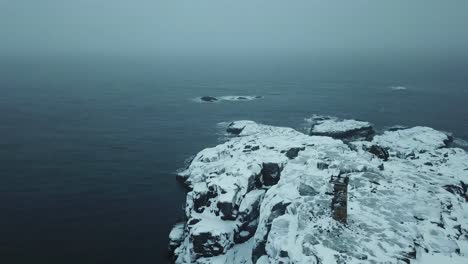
[{"xmin": 1, "ymin": 0, "xmax": 468, "ymax": 57}]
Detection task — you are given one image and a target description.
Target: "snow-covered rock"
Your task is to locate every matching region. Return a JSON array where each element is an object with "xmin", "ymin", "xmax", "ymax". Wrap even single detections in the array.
[
  {"xmin": 169, "ymin": 222, "xmax": 186, "ymax": 258},
  {"xmin": 373, "ymin": 126, "xmax": 453, "ymax": 157},
  {"xmin": 307, "ymin": 115, "xmax": 375, "ymax": 141},
  {"xmin": 170, "ymin": 118, "xmax": 468, "ymax": 264}
]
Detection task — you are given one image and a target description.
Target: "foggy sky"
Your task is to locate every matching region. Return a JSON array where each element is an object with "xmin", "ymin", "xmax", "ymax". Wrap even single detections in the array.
[{"xmin": 1, "ymin": 0, "xmax": 468, "ymax": 57}]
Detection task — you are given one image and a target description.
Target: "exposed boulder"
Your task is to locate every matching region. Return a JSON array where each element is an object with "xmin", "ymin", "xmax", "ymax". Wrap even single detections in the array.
[
  {"xmin": 200, "ymin": 96, "xmax": 218, "ymax": 102},
  {"xmin": 285, "ymin": 147, "xmax": 305, "ymax": 159},
  {"xmin": 368, "ymin": 145, "xmax": 390, "ymax": 161},
  {"xmin": 317, "ymin": 162, "xmax": 329, "ymax": 170}
]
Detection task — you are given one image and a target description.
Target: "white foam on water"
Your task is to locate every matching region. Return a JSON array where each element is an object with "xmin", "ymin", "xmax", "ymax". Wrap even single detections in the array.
[
  {"xmin": 454, "ymin": 137, "xmax": 468, "ymax": 150},
  {"xmin": 390, "ymin": 85, "xmax": 408, "ymax": 90},
  {"xmin": 191, "ymin": 97, "xmax": 209, "ymax": 103},
  {"xmin": 218, "ymin": 95, "xmax": 263, "ymax": 101}
]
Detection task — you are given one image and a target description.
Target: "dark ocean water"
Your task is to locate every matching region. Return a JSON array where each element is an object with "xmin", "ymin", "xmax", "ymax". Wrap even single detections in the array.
[{"xmin": 0, "ymin": 55, "xmax": 467, "ymax": 263}]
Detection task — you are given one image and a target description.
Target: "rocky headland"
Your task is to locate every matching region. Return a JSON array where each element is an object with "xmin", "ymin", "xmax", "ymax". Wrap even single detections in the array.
[{"xmin": 169, "ymin": 116, "xmax": 468, "ymax": 264}]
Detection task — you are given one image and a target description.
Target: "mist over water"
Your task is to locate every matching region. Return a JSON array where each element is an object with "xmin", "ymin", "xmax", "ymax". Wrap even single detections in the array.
[{"xmin": 2, "ymin": 0, "xmax": 468, "ymax": 58}]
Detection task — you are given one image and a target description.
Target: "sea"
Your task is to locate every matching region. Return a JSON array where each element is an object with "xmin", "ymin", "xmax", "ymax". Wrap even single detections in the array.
[{"xmin": 1, "ymin": 54, "xmax": 467, "ymax": 263}]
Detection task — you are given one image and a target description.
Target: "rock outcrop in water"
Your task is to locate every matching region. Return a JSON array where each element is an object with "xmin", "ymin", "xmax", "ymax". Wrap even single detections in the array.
[
  {"xmin": 200, "ymin": 96, "xmax": 219, "ymax": 102},
  {"xmin": 308, "ymin": 115, "xmax": 375, "ymax": 141},
  {"xmin": 198, "ymin": 95, "xmax": 263, "ymax": 103},
  {"xmin": 170, "ymin": 116, "xmax": 468, "ymax": 264}
]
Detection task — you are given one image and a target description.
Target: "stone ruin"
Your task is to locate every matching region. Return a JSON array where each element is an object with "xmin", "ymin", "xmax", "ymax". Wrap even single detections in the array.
[{"xmin": 331, "ymin": 175, "xmax": 349, "ymax": 223}]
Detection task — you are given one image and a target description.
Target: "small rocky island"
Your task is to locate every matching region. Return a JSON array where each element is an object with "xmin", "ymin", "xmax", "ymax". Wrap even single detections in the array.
[
  {"xmin": 169, "ymin": 116, "xmax": 468, "ymax": 264},
  {"xmin": 199, "ymin": 95, "xmax": 263, "ymax": 103}
]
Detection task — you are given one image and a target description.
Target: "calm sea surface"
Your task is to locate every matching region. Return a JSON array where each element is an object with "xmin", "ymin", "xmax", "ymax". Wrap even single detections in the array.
[{"xmin": 1, "ymin": 55, "xmax": 467, "ymax": 263}]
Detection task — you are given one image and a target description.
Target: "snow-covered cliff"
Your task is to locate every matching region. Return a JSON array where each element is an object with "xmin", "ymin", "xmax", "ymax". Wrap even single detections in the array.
[{"xmin": 170, "ymin": 117, "xmax": 468, "ymax": 264}]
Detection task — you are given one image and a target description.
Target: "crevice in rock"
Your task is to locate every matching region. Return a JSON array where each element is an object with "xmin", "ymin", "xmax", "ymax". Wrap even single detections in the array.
[
  {"xmin": 252, "ymin": 201, "xmax": 291, "ymax": 263},
  {"xmin": 260, "ymin": 163, "xmax": 283, "ymax": 186}
]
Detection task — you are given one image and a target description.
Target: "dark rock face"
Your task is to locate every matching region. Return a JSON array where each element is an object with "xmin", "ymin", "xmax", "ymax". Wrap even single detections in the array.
[
  {"xmin": 443, "ymin": 181, "xmax": 468, "ymax": 202},
  {"xmin": 247, "ymin": 173, "xmax": 262, "ymax": 192},
  {"xmin": 191, "ymin": 231, "xmax": 230, "ymax": 258},
  {"xmin": 176, "ymin": 174, "xmax": 189, "ymax": 185},
  {"xmin": 193, "ymin": 186, "xmax": 217, "ymax": 213},
  {"xmin": 285, "ymin": 147, "xmax": 305, "ymax": 159},
  {"xmin": 252, "ymin": 241, "xmax": 267, "ymax": 264},
  {"xmin": 188, "ymin": 218, "xmax": 201, "ymax": 226},
  {"xmin": 368, "ymin": 145, "xmax": 389, "ymax": 161},
  {"xmin": 252, "ymin": 201, "xmax": 291, "ymax": 263},
  {"xmin": 388, "ymin": 125, "xmax": 408, "ymax": 132},
  {"xmin": 310, "ymin": 124, "xmax": 375, "ymax": 141},
  {"xmin": 444, "ymin": 134, "xmax": 454, "ymax": 146},
  {"xmin": 234, "ymin": 191, "xmax": 265, "ymax": 244},
  {"xmin": 261, "ymin": 163, "xmax": 282, "ymax": 186},
  {"xmin": 200, "ymin": 96, "xmax": 218, "ymax": 102},
  {"xmin": 234, "ymin": 219, "xmax": 259, "ymax": 244},
  {"xmin": 217, "ymin": 200, "xmax": 238, "ymax": 221},
  {"xmin": 226, "ymin": 122, "xmax": 245, "ymax": 135}
]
